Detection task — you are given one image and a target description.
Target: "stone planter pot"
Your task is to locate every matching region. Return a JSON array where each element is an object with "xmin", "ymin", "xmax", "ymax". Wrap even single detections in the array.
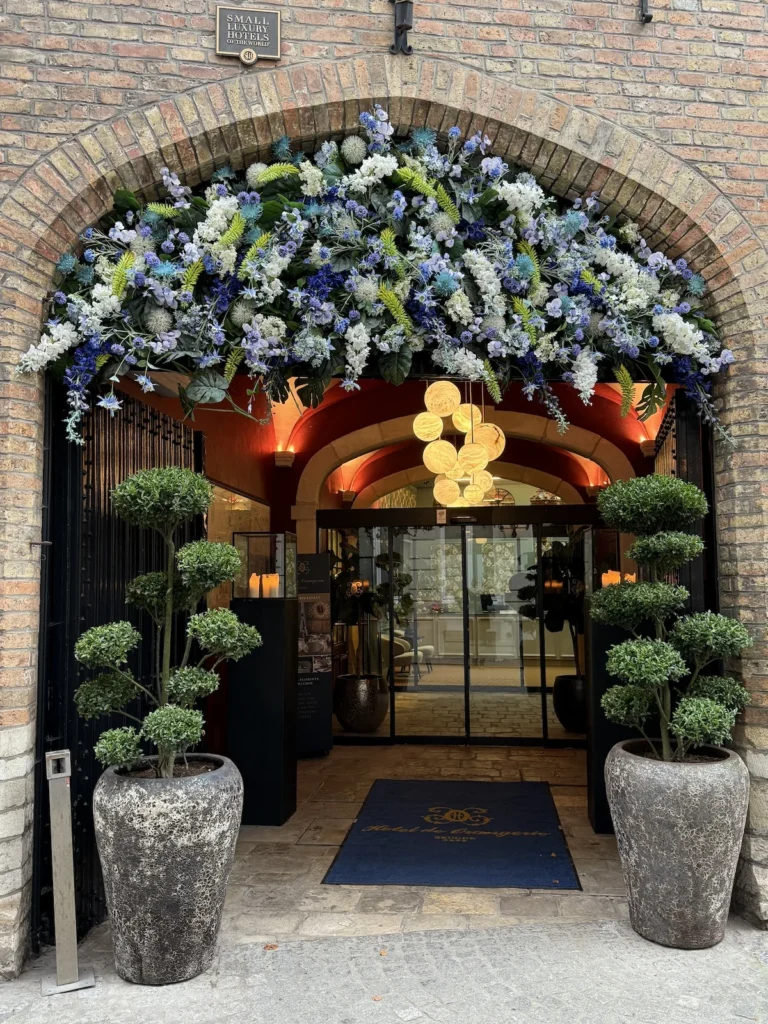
[
  {"xmin": 93, "ymin": 754, "xmax": 243, "ymax": 985},
  {"xmin": 552, "ymin": 674, "xmax": 586, "ymax": 733},
  {"xmin": 333, "ymin": 673, "xmax": 388, "ymax": 733},
  {"xmin": 605, "ymin": 739, "xmax": 749, "ymax": 949}
]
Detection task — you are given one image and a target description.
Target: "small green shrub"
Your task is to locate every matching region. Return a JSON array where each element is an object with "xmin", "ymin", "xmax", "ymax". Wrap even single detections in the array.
[
  {"xmin": 595, "ymin": 473, "xmax": 751, "ymax": 761},
  {"xmin": 74, "ymin": 467, "xmax": 261, "ymax": 778}
]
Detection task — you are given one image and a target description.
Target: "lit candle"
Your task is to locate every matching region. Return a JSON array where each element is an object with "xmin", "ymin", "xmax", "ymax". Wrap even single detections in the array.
[
  {"xmin": 262, "ymin": 573, "xmax": 280, "ymax": 598},
  {"xmin": 601, "ymin": 570, "xmax": 622, "ymax": 587},
  {"xmin": 248, "ymin": 573, "xmax": 260, "ymax": 598}
]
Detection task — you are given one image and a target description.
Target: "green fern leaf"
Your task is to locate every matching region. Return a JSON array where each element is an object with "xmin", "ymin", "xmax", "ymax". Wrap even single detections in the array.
[
  {"xmin": 483, "ymin": 361, "xmax": 502, "ymax": 403},
  {"xmin": 517, "ymin": 240, "xmax": 541, "ymax": 289},
  {"xmin": 237, "ymin": 232, "xmax": 272, "ymax": 281},
  {"xmin": 435, "ymin": 183, "xmax": 460, "ymax": 225},
  {"xmin": 218, "ymin": 212, "xmax": 246, "ymax": 249},
  {"xmin": 580, "ymin": 268, "xmax": 603, "ymax": 293},
  {"xmin": 378, "ymin": 285, "xmax": 414, "ymax": 337},
  {"xmin": 145, "ymin": 202, "xmax": 180, "ymax": 219},
  {"xmin": 380, "ymin": 228, "xmax": 407, "ymax": 279},
  {"xmin": 95, "ymin": 354, "xmax": 110, "ymax": 370},
  {"xmin": 252, "ymin": 163, "xmax": 300, "ymax": 186},
  {"xmin": 224, "ymin": 348, "xmax": 245, "ymax": 383},
  {"xmin": 512, "ymin": 297, "xmax": 538, "ymax": 347},
  {"xmin": 394, "ymin": 167, "xmax": 437, "ymax": 200},
  {"xmin": 181, "ymin": 259, "xmax": 204, "ymax": 293},
  {"xmin": 111, "ymin": 251, "xmax": 135, "ymax": 299},
  {"xmin": 614, "ymin": 364, "xmax": 635, "ymax": 418}
]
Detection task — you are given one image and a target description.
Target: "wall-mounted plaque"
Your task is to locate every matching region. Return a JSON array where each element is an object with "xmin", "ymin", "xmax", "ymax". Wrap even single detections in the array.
[{"xmin": 216, "ymin": 6, "xmax": 281, "ymax": 65}]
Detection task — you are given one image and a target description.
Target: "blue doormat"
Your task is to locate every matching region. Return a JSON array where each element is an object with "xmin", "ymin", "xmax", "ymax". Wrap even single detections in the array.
[{"xmin": 323, "ymin": 779, "xmax": 580, "ymax": 890}]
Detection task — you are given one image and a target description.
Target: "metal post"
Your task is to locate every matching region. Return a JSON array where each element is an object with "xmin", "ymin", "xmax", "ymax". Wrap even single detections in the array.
[{"xmin": 41, "ymin": 750, "xmax": 95, "ymax": 996}]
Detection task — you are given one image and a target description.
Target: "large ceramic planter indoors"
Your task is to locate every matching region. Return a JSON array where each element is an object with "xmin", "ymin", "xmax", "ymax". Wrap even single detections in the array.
[
  {"xmin": 605, "ymin": 739, "xmax": 749, "ymax": 949},
  {"xmin": 93, "ymin": 754, "xmax": 243, "ymax": 985},
  {"xmin": 552, "ymin": 674, "xmax": 586, "ymax": 733},
  {"xmin": 333, "ymin": 673, "xmax": 388, "ymax": 733}
]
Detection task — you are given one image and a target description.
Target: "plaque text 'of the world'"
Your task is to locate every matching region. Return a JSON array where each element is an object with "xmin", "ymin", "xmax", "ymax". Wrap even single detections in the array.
[{"xmin": 215, "ymin": 6, "xmax": 281, "ymax": 65}]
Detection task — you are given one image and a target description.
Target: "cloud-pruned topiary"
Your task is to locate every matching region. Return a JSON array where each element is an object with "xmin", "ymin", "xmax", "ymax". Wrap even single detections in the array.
[
  {"xmin": 596, "ymin": 474, "xmax": 752, "ymax": 761},
  {"xmin": 73, "ymin": 467, "xmax": 261, "ymax": 778}
]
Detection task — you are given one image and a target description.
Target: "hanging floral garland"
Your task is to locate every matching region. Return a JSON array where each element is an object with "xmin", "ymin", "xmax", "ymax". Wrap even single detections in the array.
[{"xmin": 20, "ymin": 106, "xmax": 731, "ymax": 442}]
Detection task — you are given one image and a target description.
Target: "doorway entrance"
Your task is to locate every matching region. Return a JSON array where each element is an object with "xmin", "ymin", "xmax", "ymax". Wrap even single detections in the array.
[{"xmin": 320, "ymin": 507, "xmax": 618, "ymax": 747}]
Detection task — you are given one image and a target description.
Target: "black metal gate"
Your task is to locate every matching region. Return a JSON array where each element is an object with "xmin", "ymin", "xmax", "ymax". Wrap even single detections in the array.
[{"xmin": 31, "ymin": 382, "xmax": 201, "ymax": 949}]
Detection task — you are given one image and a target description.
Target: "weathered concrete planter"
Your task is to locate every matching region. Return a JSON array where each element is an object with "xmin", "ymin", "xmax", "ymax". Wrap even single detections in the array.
[
  {"xmin": 93, "ymin": 754, "xmax": 243, "ymax": 985},
  {"xmin": 605, "ymin": 739, "xmax": 749, "ymax": 949}
]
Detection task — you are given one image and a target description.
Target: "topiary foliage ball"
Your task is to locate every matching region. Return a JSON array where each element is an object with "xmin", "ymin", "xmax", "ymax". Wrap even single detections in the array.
[
  {"xmin": 670, "ymin": 697, "xmax": 736, "ymax": 748},
  {"xmin": 597, "ymin": 475, "xmax": 708, "ymax": 536},
  {"xmin": 627, "ymin": 532, "xmax": 705, "ymax": 573},
  {"xmin": 111, "ymin": 467, "xmax": 213, "ymax": 534},
  {"xmin": 590, "ymin": 581, "xmax": 688, "ymax": 633}
]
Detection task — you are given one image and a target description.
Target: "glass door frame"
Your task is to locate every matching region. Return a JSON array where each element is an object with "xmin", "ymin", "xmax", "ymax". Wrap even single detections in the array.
[{"xmin": 320, "ymin": 505, "xmax": 606, "ymax": 748}]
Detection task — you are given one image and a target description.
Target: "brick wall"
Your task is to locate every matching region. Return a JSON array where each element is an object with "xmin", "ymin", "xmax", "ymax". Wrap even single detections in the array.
[{"xmin": 0, "ymin": 0, "xmax": 766, "ymax": 975}]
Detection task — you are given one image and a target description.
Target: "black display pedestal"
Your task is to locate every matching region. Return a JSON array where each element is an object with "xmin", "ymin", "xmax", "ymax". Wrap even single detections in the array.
[
  {"xmin": 586, "ymin": 614, "xmax": 634, "ymax": 835},
  {"xmin": 228, "ymin": 598, "xmax": 298, "ymax": 826}
]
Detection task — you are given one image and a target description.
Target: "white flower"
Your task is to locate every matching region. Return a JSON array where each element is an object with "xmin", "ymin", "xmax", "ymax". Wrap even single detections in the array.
[
  {"xmin": 445, "ymin": 290, "xmax": 474, "ymax": 325},
  {"xmin": 617, "ymin": 220, "xmax": 641, "ymax": 244},
  {"xmin": 90, "ymin": 284, "xmax": 121, "ymax": 319},
  {"xmin": 652, "ymin": 311, "xmax": 706, "ymax": 358},
  {"xmin": 430, "ymin": 212, "xmax": 455, "ymax": 239},
  {"xmin": 245, "ymin": 162, "xmax": 268, "ymax": 188},
  {"xmin": 144, "ymin": 305, "xmax": 174, "ymax": 335},
  {"xmin": 434, "ymin": 345, "xmax": 485, "ymax": 379},
  {"xmin": 299, "ymin": 161, "xmax": 325, "ymax": 198},
  {"xmin": 343, "ymin": 154, "xmax": 399, "ymax": 195},
  {"xmin": 231, "ymin": 299, "xmax": 257, "ymax": 328},
  {"xmin": 494, "ymin": 173, "xmax": 546, "ymax": 222},
  {"xmin": 129, "ymin": 235, "xmax": 156, "ymax": 259},
  {"xmin": 571, "ymin": 349, "xmax": 600, "ymax": 404},
  {"xmin": 251, "ymin": 314, "xmax": 286, "ymax": 340},
  {"xmin": 18, "ymin": 321, "xmax": 80, "ymax": 373},
  {"xmin": 307, "ymin": 240, "xmax": 331, "ymax": 268},
  {"xmin": 193, "ymin": 195, "xmax": 239, "ymax": 247},
  {"xmin": 341, "ymin": 136, "xmax": 368, "ymax": 166},
  {"xmin": 354, "ymin": 277, "xmax": 380, "ymax": 306},
  {"xmin": 344, "ymin": 322, "xmax": 370, "ymax": 380},
  {"xmin": 660, "ymin": 289, "xmax": 681, "ymax": 308},
  {"xmin": 463, "ymin": 250, "xmax": 506, "ymax": 317}
]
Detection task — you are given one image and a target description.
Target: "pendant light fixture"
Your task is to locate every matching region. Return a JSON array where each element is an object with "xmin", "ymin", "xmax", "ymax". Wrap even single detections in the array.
[
  {"xmin": 457, "ymin": 441, "xmax": 489, "ymax": 474},
  {"xmin": 472, "ymin": 469, "xmax": 494, "ymax": 494},
  {"xmin": 413, "ymin": 411, "xmax": 444, "ymax": 441},
  {"xmin": 433, "ymin": 476, "xmax": 461, "ymax": 505},
  {"xmin": 463, "ymin": 482, "xmax": 486, "ymax": 504},
  {"xmin": 424, "ymin": 380, "xmax": 461, "ymax": 417},
  {"xmin": 423, "ymin": 438, "xmax": 458, "ymax": 474},
  {"xmin": 451, "ymin": 402, "xmax": 482, "ymax": 434}
]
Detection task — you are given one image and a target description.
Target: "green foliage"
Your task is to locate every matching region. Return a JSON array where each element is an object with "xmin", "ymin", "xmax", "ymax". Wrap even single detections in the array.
[
  {"xmin": 670, "ymin": 697, "xmax": 736, "ymax": 750},
  {"xmin": 176, "ymin": 540, "xmax": 242, "ymax": 595},
  {"xmin": 378, "ymin": 285, "xmax": 414, "ymax": 336},
  {"xmin": 483, "ymin": 360, "xmax": 502, "ymax": 403},
  {"xmin": 601, "ymin": 684, "xmax": 652, "ymax": 729},
  {"xmin": 142, "ymin": 706, "xmax": 203, "ymax": 759},
  {"xmin": 688, "ymin": 675, "xmax": 750, "ymax": 714},
  {"xmin": 94, "ymin": 727, "xmax": 142, "ymax": 770},
  {"xmin": 597, "ymin": 474, "xmax": 708, "ymax": 536},
  {"xmin": 670, "ymin": 611, "xmax": 753, "ymax": 669},
  {"xmin": 167, "ymin": 667, "xmax": 220, "ymax": 708},
  {"xmin": 75, "ymin": 621, "xmax": 141, "ymax": 669},
  {"xmin": 606, "ymin": 638, "xmax": 688, "ymax": 688},
  {"xmin": 252, "ymin": 163, "xmax": 299, "ymax": 186},
  {"xmin": 435, "ymin": 183, "xmax": 460, "ymax": 224},
  {"xmin": 238, "ymin": 232, "xmax": 272, "ymax": 280},
  {"xmin": 218, "ymin": 211, "xmax": 245, "ymax": 248},
  {"xmin": 517, "ymin": 240, "xmax": 540, "ymax": 288},
  {"xmin": 111, "ymin": 252, "xmax": 135, "ymax": 299},
  {"xmin": 613, "ymin": 364, "xmax": 634, "ymax": 418},
  {"xmin": 589, "ymin": 581, "xmax": 688, "ymax": 633},
  {"xmin": 187, "ymin": 607, "xmax": 262, "ymax": 660},
  {"xmin": 74, "ymin": 672, "xmax": 138, "ymax": 720},
  {"xmin": 111, "ymin": 467, "xmax": 213, "ymax": 535},
  {"xmin": 224, "ymin": 347, "xmax": 245, "ymax": 383},
  {"xmin": 181, "ymin": 258, "xmax": 204, "ymax": 293},
  {"xmin": 627, "ymin": 532, "xmax": 704, "ymax": 574},
  {"xmin": 394, "ymin": 166, "xmax": 437, "ymax": 199},
  {"xmin": 145, "ymin": 202, "xmax": 180, "ymax": 218}
]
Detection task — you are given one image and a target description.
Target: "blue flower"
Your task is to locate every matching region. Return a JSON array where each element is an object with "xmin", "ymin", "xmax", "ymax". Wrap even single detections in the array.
[
  {"xmin": 211, "ymin": 165, "xmax": 235, "ymax": 181},
  {"xmin": 54, "ymin": 291, "xmax": 67, "ymax": 305},
  {"xmin": 687, "ymin": 274, "xmax": 705, "ymax": 297},
  {"xmin": 272, "ymin": 135, "xmax": 292, "ymax": 161},
  {"xmin": 161, "ymin": 239, "xmax": 175, "ymax": 254},
  {"xmin": 448, "ymin": 126, "xmax": 461, "ymax": 140},
  {"xmin": 76, "ymin": 266, "xmax": 94, "ymax": 286},
  {"xmin": 56, "ymin": 253, "xmax": 77, "ymax": 274},
  {"xmin": 433, "ymin": 271, "xmax": 459, "ymax": 297},
  {"xmin": 153, "ymin": 262, "xmax": 178, "ymax": 279},
  {"xmin": 515, "ymin": 254, "xmax": 535, "ymax": 279},
  {"xmin": 411, "ymin": 127, "xmax": 436, "ymax": 149},
  {"xmin": 135, "ymin": 374, "xmax": 155, "ymax": 392},
  {"xmin": 97, "ymin": 393, "xmax": 123, "ymax": 415}
]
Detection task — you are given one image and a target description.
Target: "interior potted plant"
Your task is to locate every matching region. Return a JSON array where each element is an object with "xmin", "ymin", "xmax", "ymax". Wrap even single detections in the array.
[
  {"xmin": 591, "ymin": 473, "xmax": 752, "ymax": 949},
  {"xmin": 518, "ymin": 533, "xmax": 586, "ymax": 732},
  {"xmin": 73, "ymin": 467, "xmax": 261, "ymax": 985}
]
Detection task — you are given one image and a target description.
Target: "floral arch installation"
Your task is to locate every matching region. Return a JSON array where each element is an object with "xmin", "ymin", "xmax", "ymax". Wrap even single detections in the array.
[{"xmin": 22, "ymin": 106, "xmax": 733, "ymax": 443}]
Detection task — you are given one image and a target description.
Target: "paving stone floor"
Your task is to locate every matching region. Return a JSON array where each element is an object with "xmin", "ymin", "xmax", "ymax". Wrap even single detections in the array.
[{"xmin": 223, "ymin": 744, "xmax": 625, "ymax": 943}]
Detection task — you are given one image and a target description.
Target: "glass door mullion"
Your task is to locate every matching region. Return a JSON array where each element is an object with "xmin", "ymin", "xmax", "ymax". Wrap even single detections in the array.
[
  {"xmin": 536, "ymin": 524, "xmax": 549, "ymax": 742},
  {"xmin": 461, "ymin": 525, "xmax": 470, "ymax": 741}
]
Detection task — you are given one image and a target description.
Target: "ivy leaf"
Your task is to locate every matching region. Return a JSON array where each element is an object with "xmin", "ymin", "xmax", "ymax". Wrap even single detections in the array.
[
  {"xmin": 114, "ymin": 189, "xmax": 141, "ymax": 212},
  {"xmin": 693, "ymin": 316, "xmax": 716, "ymax": 334},
  {"xmin": 185, "ymin": 369, "xmax": 229, "ymax": 405},
  {"xmin": 259, "ymin": 200, "xmax": 286, "ymax": 227},
  {"xmin": 478, "ymin": 187, "xmax": 500, "ymax": 208},
  {"xmin": 379, "ymin": 345, "xmax": 412, "ymax": 386}
]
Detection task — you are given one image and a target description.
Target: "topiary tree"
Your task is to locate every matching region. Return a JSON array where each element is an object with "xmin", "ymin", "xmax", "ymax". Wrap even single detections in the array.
[
  {"xmin": 74, "ymin": 467, "xmax": 262, "ymax": 778},
  {"xmin": 591, "ymin": 474, "xmax": 751, "ymax": 761}
]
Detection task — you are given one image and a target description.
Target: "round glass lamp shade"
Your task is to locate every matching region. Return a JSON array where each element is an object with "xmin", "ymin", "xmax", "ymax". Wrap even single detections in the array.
[
  {"xmin": 424, "ymin": 380, "xmax": 461, "ymax": 417},
  {"xmin": 457, "ymin": 442, "xmax": 489, "ymax": 473},
  {"xmin": 448, "ymin": 498, "xmax": 468, "ymax": 507},
  {"xmin": 445, "ymin": 461, "xmax": 464, "ymax": 481},
  {"xmin": 452, "ymin": 403, "xmax": 483, "ymax": 434},
  {"xmin": 413, "ymin": 411, "xmax": 443, "ymax": 442},
  {"xmin": 473, "ymin": 422, "xmax": 506, "ymax": 459},
  {"xmin": 433, "ymin": 476, "xmax": 461, "ymax": 505},
  {"xmin": 423, "ymin": 439, "xmax": 458, "ymax": 474},
  {"xmin": 463, "ymin": 483, "xmax": 486, "ymax": 505},
  {"xmin": 472, "ymin": 469, "xmax": 494, "ymax": 494}
]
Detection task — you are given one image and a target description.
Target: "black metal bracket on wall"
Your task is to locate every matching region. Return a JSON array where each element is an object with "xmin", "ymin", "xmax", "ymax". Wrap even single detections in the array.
[
  {"xmin": 640, "ymin": 0, "xmax": 652, "ymax": 23},
  {"xmin": 390, "ymin": 0, "xmax": 414, "ymax": 55}
]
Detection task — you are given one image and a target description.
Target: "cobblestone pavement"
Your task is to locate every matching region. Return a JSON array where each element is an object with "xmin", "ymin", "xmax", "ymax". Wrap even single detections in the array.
[
  {"xmin": 223, "ymin": 745, "xmax": 627, "ymax": 943},
  {"xmin": 2, "ymin": 917, "xmax": 767, "ymax": 1023}
]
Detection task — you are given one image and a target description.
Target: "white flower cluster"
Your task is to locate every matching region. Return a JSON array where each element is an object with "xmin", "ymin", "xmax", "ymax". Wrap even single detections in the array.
[
  {"xmin": 299, "ymin": 161, "xmax": 325, "ymax": 197},
  {"xmin": 344, "ymin": 322, "xmax": 370, "ymax": 380},
  {"xmin": 463, "ymin": 249, "xmax": 506, "ymax": 317},
  {"xmin": 652, "ymin": 311, "xmax": 707, "ymax": 358},
  {"xmin": 494, "ymin": 174, "xmax": 546, "ymax": 221},
  {"xmin": 594, "ymin": 246, "xmax": 660, "ymax": 312},
  {"xmin": 571, "ymin": 349, "xmax": 600, "ymax": 404},
  {"xmin": 251, "ymin": 313, "xmax": 286, "ymax": 340},
  {"xmin": 193, "ymin": 195, "xmax": 239, "ymax": 247},
  {"xmin": 245, "ymin": 162, "xmax": 267, "ymax": 188},
  {"xmin": 354, "ymin": 276, "xmax": 380, "ymax": 307},
  {"xmin": 343, "ymin": 154, "xmax": 399, "ymax": 195},
  {"xmin": 340, "ymin": 136, "xmax": 367, "ymax": 166},
  {"xmin": 445, "ymin": 290, "xmax": 474, "ymax": 325},
  {"xmin": 434, "ymin": 345, "xmax": 485, "ymax": 380},
  {"xmin": 18, "ymin": 321, "xmax": 80, "ymax": 373}
]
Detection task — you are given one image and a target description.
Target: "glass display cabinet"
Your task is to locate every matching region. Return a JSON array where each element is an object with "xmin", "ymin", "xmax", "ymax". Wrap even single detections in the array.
[{"xmin": 232, "ymin": 531, "xmax": 297, "ymax": 599}]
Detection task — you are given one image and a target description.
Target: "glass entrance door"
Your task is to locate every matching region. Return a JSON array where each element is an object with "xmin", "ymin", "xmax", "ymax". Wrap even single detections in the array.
[{"xmin": 327, "ymin": 513, "xmax": 595, "ymax": 745}]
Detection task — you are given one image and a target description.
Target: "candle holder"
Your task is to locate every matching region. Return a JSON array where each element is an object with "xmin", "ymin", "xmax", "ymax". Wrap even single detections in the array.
[{"xmin": 232, "ymin": 531, "xmax": 297, "ymax": 599}]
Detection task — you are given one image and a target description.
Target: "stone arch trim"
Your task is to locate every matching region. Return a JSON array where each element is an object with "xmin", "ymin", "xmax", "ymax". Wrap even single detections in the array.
[{"xmin": 353, "ymin": 462, "xmax": 583, "ymax": 509}]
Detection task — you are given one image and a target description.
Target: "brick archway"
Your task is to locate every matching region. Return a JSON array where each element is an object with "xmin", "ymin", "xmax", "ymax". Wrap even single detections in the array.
[{"xmin": 1, "ymin": 53, "xmax": 767, "ymax": 972}]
